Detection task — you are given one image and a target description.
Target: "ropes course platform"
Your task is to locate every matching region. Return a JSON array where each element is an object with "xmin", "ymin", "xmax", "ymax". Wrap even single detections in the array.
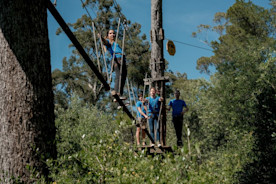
[{"xmin": 136, "ymin": 145, "xmax": 173, "ymax": 155}]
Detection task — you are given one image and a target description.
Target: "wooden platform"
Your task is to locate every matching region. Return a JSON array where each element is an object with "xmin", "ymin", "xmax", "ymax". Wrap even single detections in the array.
[{"xmin": 136, "ymin": 145, "xmax": 173, "ymax": 155}]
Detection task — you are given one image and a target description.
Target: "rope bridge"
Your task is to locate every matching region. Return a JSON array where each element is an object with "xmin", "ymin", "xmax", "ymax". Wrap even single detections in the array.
[{"xmin": 47, "ymin": 0, "xmax": 156, "ymax": 144}]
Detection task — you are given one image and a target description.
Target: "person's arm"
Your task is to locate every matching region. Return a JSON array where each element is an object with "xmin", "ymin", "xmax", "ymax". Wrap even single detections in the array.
[
  {"xmin": 167, "ymin": 100, "xmax": 172, "ymax": 111},
  {"xmin": 181, "ymin": 101, "xmax": 189, "ymax": 115},
  {"xmin": 98, "ymin": 33, "xmax": 109, "ymax": 46},
  {"xmin": 138, "ymin": 107, "xmax": 149, "ymax": 119},
  {"xmin": 159, "ymin": 97, "xmax": 164, "ymax": 102},
  {"xmin": 181, "ymin": 107, "xmax": 189, "ymax": 115}
]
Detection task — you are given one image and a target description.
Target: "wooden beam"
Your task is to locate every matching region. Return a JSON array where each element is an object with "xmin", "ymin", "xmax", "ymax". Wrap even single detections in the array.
[{"xmin": 143, "ymin": 76, "xmax": 169, "ymax": 83}]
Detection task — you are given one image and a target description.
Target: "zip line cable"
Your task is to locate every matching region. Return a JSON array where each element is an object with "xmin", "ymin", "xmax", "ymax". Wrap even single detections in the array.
[
  {"xmin": 79, "ymin": 0, "xmax": 98, "ymax": 32},
  {"xmin": 164, "ymin": 38, "xmax": 213, "ymax": 52}
]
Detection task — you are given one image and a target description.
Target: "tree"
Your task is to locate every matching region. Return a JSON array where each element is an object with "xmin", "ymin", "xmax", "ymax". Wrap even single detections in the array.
[
  {"xmin": 193, "ymin": 0, "xmax": 276, "ymax": 183},
  {"xmin": 0, "ymin": 0, "xmax": 56, "ymax": 183}
]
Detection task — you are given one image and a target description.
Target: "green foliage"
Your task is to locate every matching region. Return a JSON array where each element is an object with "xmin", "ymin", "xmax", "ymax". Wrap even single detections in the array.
[
  {"xmin": 191, "ymin": 1, "xmax": 276, "ymax": 183},
  {"xmin": 42, "ymin": 93, "xmax": 257, "ymax": 183}
]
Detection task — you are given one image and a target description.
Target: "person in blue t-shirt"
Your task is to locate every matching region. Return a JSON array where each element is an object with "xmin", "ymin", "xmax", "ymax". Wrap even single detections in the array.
[
  {"xmin": 168, "ymin": 90, "xmax": 189, "ymax": 146},
  {"xmin": 145, "ymin": 87, "xmax": 164, "ymax": 147},
  {"xmin": 99, "ymin": 29, "xmax": 127, "ymax": 99},
  {"xmin": 136, "ymin": 93, "xmax": 149, "ymax": 146}
]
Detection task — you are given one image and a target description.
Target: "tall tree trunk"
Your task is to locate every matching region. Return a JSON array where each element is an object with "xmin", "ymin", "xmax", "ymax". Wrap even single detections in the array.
[
  {"xmin": 0, "ymin": 0, "xmax": 56, "ymax": 183},
  {"xmin": 151, "ymin": 0, "xmax": 166, "ymax": 145}
]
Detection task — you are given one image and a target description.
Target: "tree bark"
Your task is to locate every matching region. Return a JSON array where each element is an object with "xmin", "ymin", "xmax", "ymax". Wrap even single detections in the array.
[
  {"xmin": 0, "ymin": 0, "xmax": 56, "ymax": 183},
  {"xmin": 151, "ymin": 0, "xmax": 163, "ymax": 79}
]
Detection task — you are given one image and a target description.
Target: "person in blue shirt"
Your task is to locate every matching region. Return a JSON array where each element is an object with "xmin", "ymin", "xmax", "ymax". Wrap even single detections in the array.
[
  {"xmin": 99, "ymin": 29, "xmax": 127, "ymax": 99},
  {"xmin": 168, "ymin": 90, "xmax": 189, "ymax": 147},
  {"xmin": 146, "ymin": 87, "xmax": 164, "ymax": 147},
  {"xmin": 136, "ymin": 93, "xmax": 149, "ymax": 146}
]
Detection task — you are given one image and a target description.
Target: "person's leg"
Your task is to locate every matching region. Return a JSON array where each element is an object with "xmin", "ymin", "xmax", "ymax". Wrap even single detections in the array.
[
  {"xmin": 141, "ymin": 118, "xmax": 146, "ymax": 145},
  {"xmin": 173, "ymin": 116, "xmax": 183, "ymax": 146},
  {"xmin": 178, "ymin": 116, "xmax": 184, "ymax": 146},
  {"xmin": 142, "ymin": 130, "xmax": 146, "ymax": 145},
  {"xmin": 148, "ymin": 116, "xmax": 155, "ymax": 145},
  {"xmin": 136, "ymin": 126, "xmax": 141, "ymax": 145},
  {"xmin": 155, "ymin": 115, "xmax": 160, "ymax": 143},
  {"xmin": 119, "ymin": 58, "xmax": 127, "ymax": 96},
  {"xmin": 114, "ymin": 61, "xmax": 120, "ymax": 94}
]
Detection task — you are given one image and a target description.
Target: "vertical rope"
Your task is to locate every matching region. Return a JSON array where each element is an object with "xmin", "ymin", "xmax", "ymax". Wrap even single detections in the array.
[
  {"xmin": 142, "ymin": 73, "xmax": 148, "ymax": 100},
  {"xmin": 119, "ymin": 28, "xmax": 125, "ymax": 93},
  {"xmin": 154, "ymin": 102, "xmax": 163, "ymax": 145},
  {"xmin": 126, "ymin": 78, "xmax": 133, "ymax": 115},
  {"xmin": 130, "ymin": 81, "xmax": 136, "ymax": 105},
  {"xmin": 92, "ymin": 22, "xmax": 101, "ymax": 72},
  {"xmin": 99, "ymin": 35, "xmax": 110, "ymax": 83}
]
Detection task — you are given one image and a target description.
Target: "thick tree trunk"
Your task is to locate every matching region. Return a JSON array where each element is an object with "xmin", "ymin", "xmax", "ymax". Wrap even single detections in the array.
[{"xmin": 0, "ymin": 0, "xmax": 56, "ymax": 183}]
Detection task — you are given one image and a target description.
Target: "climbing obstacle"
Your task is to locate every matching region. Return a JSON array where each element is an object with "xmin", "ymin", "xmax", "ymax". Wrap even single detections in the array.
[{"xmin": 48, "ymin": 0, "xmax": 173, "ymax": 154}]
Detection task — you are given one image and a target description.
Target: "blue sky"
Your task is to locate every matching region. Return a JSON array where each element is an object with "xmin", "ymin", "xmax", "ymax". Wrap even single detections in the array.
[{"xmin": 48, "ymin": 0, "xmax": 272, "ymax": 80}]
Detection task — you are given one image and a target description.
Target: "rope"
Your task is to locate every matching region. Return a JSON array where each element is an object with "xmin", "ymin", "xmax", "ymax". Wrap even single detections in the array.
[
  {"xmin": 126, "ymin": 78, "xmax": 133, "ymax": 115},
  {"xmin": 130, "ymin": 81, "xmax": 136, "ymax": 105},
  {"xmin": 99, "ymin": 33, "xmax": 110, "ymax": 83},
  {"xmin": 164, "ymin": 38, "xmax": 213, "ymax": 52},
  {"xmin": 92, "ymin": 22, "xmax": 101, "ymax": 72},
  {"xmin": 155, "ymin": 101, "xmax": 163, "ymax": 144},
  {"xmin": 119, "ymin": 28, "xmax": 125, "ymax": 92},
  {"xmin": 79, "ymin": 0, "xmax": 98, "ymax": 31},
  {"xmin": 142, "ymin": 73, "xmax": 148, "ymax": 100},
  {"xmin": 157, "ymin": 101, "xmax": 163, "ymax": 126}
]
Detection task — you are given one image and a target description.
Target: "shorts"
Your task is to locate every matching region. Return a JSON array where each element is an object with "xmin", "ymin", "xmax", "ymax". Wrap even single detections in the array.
[{"xmin": 138, "ymin": 117, "xmax": 147, "ymax": 128}]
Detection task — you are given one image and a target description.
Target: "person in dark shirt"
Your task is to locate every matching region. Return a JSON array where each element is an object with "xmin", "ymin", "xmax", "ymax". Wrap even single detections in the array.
[{"xmin": 168, "ymin": 90, "xmax": 189, "ymax": 146}]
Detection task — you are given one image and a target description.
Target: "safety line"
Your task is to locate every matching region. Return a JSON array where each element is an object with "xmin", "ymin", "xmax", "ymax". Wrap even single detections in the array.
[{"xmin": 164, "ymin": 38, "xmax": 213, "ymax": 51}]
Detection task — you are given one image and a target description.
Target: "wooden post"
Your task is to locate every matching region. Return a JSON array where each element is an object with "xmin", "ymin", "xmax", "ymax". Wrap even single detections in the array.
[{"xmin": 151, "ymin": 0, "xmax": 166, "ymax": 146}]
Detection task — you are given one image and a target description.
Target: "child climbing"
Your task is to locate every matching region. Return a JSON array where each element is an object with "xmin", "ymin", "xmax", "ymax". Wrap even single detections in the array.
[
  {"xmin": 136, "ymin": 93, "xmax": 149, "ymax": 146},
  {"xmin": 99, "ymin": 29, "xmax": 127, "ymax": 100}
]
